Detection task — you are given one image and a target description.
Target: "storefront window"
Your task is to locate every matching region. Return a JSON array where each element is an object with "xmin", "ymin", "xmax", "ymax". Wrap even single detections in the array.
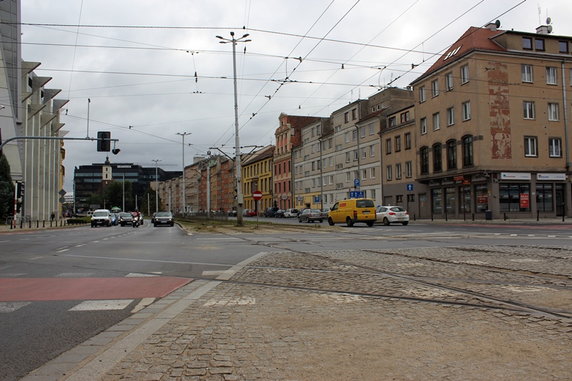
[
  {"xmin": 431, "ymin": 188, "xmax": 443, "ymax": 214},
  {"xmin": 460, "ymin": 186, "xmax": 471, "ymax": 213},
  {"xmin": 500, "ymin": 183, "xmax": 530, "ymax": 212},
  {"xmin": 445, "ymin": 187, "xmax": 456, "ymax": 215},
  {"xmin": 475, "ymin": 184, "xmax": 488, "ymax": 213},
  {"xmin": 536, "ymin": 183, "xmax": 553, "ymax": 212}
]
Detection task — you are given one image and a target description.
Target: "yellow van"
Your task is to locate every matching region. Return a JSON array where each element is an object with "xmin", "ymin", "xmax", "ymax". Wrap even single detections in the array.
[{"xmin": 327, "ymin": 198, "xmax": 377, "ymax": 227}]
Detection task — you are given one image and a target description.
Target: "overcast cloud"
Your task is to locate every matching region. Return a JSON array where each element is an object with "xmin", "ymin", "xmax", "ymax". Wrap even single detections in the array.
[{"xmin": 20, "ymin": 0, "xmax": 572, "ymax": 192}]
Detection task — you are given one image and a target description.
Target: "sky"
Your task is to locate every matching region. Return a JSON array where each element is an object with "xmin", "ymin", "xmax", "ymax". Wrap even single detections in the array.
[{"xmin": 20, "ymin": 0, "xmax": 572, "ymax": 192}]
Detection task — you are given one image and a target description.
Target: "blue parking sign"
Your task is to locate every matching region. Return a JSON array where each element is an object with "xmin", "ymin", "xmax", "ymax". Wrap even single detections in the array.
[{"xmin": 406, "ymin": 184, "xmax": 414, "ymax": 191}]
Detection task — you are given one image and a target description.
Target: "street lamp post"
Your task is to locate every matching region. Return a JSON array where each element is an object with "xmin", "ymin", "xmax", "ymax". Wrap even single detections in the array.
[
  {"xmin": 216, "ymin": 31, "xmax": 251, "ymax": 226},
  {"xmin": 152, "ymin": 159, "xmax": 161, "ymax": 213},
  {"xmin": 177, "ymin": 132, "xmax": 191, "ymax": 215}
]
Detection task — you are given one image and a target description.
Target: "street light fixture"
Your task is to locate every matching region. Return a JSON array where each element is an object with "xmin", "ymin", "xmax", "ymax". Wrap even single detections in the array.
[
  {"xmin": 177, "ymin": 132, "xmax": 191, "ymax": 215},
  {"xmin": 216, "ymin": 31, "xmax": 251, "ymax": 226}
]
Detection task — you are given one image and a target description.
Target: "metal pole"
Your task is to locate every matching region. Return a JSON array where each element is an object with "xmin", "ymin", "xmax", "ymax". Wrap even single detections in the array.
[
  {"xmin": 217, "ymin": 31, "xmax": 250, "ymax": 226},
  {"xmin": 207, "ymin": 159, "xmax": 211, "ymax": 218},
  {"xmin": 86, "ymin": 98, "xmax": 90, "ymax": 138},
  {"xmin": 122, "ymin": 173, "xmax": 125, "ymax": 211},
  {"xmin": 231, "ymin": 35, "xmax": 244, "ymax": 226},
  {"xmin": 152, "ymin": 159, "xmax": 161, "ymax": 213},
  {"xmin": 177, "ymin": 132, "xmax": 191, "ymax": 215}
]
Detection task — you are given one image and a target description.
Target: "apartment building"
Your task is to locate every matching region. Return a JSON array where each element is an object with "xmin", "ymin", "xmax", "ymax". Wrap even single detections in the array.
[
  {"xmin": 242, "ymin": 145, "xmax": 275, "ymax": 213},
  {"xmin": 410, "ymin": 23, "xmax": 572, "ymax": 219},
  {"xmin": 196, "ymin": 155, "xmax": 234, "ymax": 213},
  {"xmin": 273, "ymin": 113, "xmax": 320, "ymax": 210}
]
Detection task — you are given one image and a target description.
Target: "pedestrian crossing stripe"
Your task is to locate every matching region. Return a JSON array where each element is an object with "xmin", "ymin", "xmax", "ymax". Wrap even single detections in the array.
[
  {"xmin": 0, "ymin": 301, "xmax": 30, "ymax": 313},
  {"xmin": 69, "ymin": 300, "xmax": 133, "ymax": 311}
]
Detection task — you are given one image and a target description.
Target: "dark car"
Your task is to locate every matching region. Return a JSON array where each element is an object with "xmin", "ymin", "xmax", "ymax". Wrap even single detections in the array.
[
  {"xmin": 154, "ymin": 211, "xmax": 174, "ymax": 227},
  {"xmin": 264, "ymin": 207, "xmax": 279, "ymax": 217},
  {"xmin": 118, "ymin": 212, "xmax": 134, "ymax": 226},
  {"xmin": 274, "ymin": 209, "xmax": 285, "ymax": 218},
  {"xmin": 298, "ymin": 208, "xmax": 323, "ymax": 223}
]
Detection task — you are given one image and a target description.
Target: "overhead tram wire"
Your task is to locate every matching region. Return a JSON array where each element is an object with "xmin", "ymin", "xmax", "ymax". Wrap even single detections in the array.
[
  {"xmin": 66, "ymin": 0, "xmax": 85, "ymax": 99},
  {"xmin": 210, "ymin": 0, "xmax": 337, "ymax": 148},
  {"xmin": 221, "ymin": 0, "xmax": 363, "ymax": 148}
]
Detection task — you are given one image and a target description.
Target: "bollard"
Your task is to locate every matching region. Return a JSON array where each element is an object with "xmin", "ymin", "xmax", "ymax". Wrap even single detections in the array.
[
  {"xmin": 504, "ymin": 213, "xmax": 507, "ymax": 221},
  {"xmin": 472, "ymin": 213, "xmax": 475, "ymax": 221},
  {"xmin": 537, "ymin": 210, "xmax": 540, "ymax": 221},
  {"xmin": 42, "ymin": 220, "xmax": 45, "ymax": 228}
]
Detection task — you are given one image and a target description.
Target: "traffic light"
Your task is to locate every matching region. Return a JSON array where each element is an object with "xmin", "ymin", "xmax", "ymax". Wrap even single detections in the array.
[{"xmin": 97, "ymin": 131, "xmax": 111, "ymax": 152}]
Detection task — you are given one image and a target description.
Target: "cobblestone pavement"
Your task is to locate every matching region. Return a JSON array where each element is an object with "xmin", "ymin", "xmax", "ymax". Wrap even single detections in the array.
[{"xmin": 72, "ymin": 243, "xmax": 571, "ymax": 381}]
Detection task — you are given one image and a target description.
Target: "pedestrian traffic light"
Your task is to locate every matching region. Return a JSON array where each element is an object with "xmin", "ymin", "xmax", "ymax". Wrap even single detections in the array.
[{"xmin": 97, "ymin": 131, "xmax": 111, "ymax": 152}]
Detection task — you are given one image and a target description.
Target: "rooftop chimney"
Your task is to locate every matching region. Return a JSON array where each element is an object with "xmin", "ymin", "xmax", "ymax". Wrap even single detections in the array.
[{"xmin": 536, "ymin": 25, "xmax": 553, "ymax": 34}]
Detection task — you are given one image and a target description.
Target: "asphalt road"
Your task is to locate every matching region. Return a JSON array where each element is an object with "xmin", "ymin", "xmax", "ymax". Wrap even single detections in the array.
[{"xmin": 1, "ymin": 219, "xmax": 572, "ymax": 380}]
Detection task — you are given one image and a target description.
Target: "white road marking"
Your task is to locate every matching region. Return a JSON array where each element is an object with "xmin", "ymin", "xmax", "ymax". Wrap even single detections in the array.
[
  {"xmin": 69, "ymin": 300, "xmax": 133, "ymax": 311},
  {"xmin": 75, "ymin": 244, "xmax": 85, "ymax": 248},
  {"xmin": 131, "ymin": 298, "xmax": 155, "ymax": 313},
  {"xmin": 62, "ymin": 253, "xmax": 232, "ymax": 267},
  {"xmin": 56, "ymin": 272, "xmax": 95, "ymax": 277},
  {"xmin": 125, "ymin": 273, "xmax": 158, "ymax": 277},
  {"xmin": 0, "ymin": 302, "xmax": 31, "ymax": 313},
  {"xmin": 56, "ymin": 248, "xmax": 69, "ymax": 253}
]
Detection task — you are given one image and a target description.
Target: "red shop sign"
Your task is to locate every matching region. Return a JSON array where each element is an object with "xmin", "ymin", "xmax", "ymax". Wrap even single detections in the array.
[{"xmin": 519, "ymin": 193, "xmax": 530, "ymax": 208}]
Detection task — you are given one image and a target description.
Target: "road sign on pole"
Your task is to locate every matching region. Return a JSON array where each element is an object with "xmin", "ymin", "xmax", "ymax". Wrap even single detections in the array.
[{"xmin": 252, "ymin": 191, "xmax": 263, "ymax": 200}]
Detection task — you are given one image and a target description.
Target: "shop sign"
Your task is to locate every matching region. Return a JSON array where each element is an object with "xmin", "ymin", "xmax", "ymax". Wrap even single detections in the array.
[
  {"xmin": 500, "ymin": 172, "xmax": 531, "ymax": 181},
  {"xmin": 537, "ymin": 173, "xmax": 566, "ymax": 181},
  {"xmin": 520, "ymin": 193, "xmax": 530, "ymax": 209},
  {"xmin": 477, "ymin": 196, "xmax": 488, "ymax": 204}
]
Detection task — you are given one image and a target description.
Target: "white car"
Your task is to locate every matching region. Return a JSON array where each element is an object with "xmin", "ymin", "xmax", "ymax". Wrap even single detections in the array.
[
  {"xmin": 376, "ymin": 205, "xmax": 409, "ymax": 226},
  {"xmin": 283, "ymin": 208, "xmax": 299, "ymax": 218},
  {"xmin": 91, "ymin": 209, "xmax": 112, "ymax": 227}
]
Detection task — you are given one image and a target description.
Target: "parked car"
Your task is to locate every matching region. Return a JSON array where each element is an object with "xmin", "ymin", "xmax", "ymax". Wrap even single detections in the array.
[
  {"xmin": 227, "ymin": 209, "xmax": 237, "ymax": 217},
  {"xmin": 327, "ymin": 198, "xmax": 376, "ymax": 227},
  {"xmin": 154, "ymin": 211, "xmax": 174, "ymax": 227},
  {"xmin": 283, "ymin": 208, "xmax": 299, "ymax": 218},
  {"xmin": 264, "ymin": 207, "xmax": 279, "ymax": 217},
  {"xmin": 274, "ymin": 209, "xmax": 285, "ymax": 218},
  {"xmin": 242, "ymin": 209, "xmax": 257, "ymax": 217},
  {"xmin": 298, "ymin": 209, "xmax": 323, "ymax": 223},
  {"xmin": 376, "ymin": 205, "xmax": 410, "ymax": 226},
  {"xmin": 119, "ymin": 212, "xmax": 134, "ymax": 226},
  {"xmin": 91, "ymin": 209, "xmax": 112, "ymax": 227}
]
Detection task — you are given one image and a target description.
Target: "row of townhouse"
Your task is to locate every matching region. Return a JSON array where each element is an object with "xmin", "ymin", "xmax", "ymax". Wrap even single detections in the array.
[
  {"xmin": 285, "ymin": 23, "xmax": 572, "ymax": 220},
  {"xmin": 161, "ymin": 23, "xmax": 572, "ymax": 221},
  {"xmin": 1, "ymin": 1, "xmax": 69, "ymax": 222}
]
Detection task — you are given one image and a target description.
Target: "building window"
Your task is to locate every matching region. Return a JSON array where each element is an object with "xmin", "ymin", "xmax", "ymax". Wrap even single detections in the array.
[
  {"xmin": 395, "ymin": 135, "xmax": 401, "ymax": 152},
  {"xmin": 400, "ymin": 111, "xmax": 410, "ymax": 123},
  {"xmin": 345, "ymin": 152, "xmax": 350, "ymax": 162},
  {"xmin": 405, "ymin": 132, "xmax": 412, "ymax": 150},
  {"xmin": 385, "ymin": 138, "xmax": 392, "ymax": 154},
  {"xmin": 389, "ymin": 116, "xmax": 397, "ymax": 127},
  {"xmin": 432, "ymin": 143, "xmax": 442, "ymax": 172},
  {"xmin": 431, "ymin": 79, "xmax": 439, "ymax": 97},
  {"xmin": 460, "ymin": 64, "xmax": 469, "ymax": 83},
  {"xmin": 445, "ymin": 72, "xmax": 453, "ymax": 91},
  {"xmin": 536, "ymin": 183, "xmax": 554, "ymax": 212},
  {"xmin": 405, "ymin": 161, "xmax": 413, "ymax": 178},
  {"xmin": 420, "ymin": 146, "xmax": 429, "ymax": 175},
  {"xmin": 419, "ymin": 86, "xmax": 426, "ymax": 103},
  {"xmin": 548, "ymin": 103, "xmax": 559, "ymax": 121},
  {"xmin": 549, "ymin": 137, "xmax": 562, "ymax": 158},
  {"xmin": 395, "ymin": 163, "xmax": 402, "ymax": 180},
  {"xmin": 559, "ymin": 41, "xmax": 570, "ymax": 54},
  {"xmin": 370, "ymin": 145, "xmax": 375, "ymax": 157},
  {"xmin": 500, "ymin": 183, "xmax": 530, "ymax": 212},
  {"xmin": 461, "ymin": 101, "xmax": 471, "ymax": 121},
  {"xmin": 432, "ymin": 112, "xmax": 440, "ymax": 131},
  {"xmin": 523, "ymin": 101, "xmax": 535, "ymax": 119},
  {"xmin": 521, "ymin": 64, "xmax": 533, "ymax": 82},
  {"xmin": 524, "ymin": 136, "xmax": 538, "ymax": 157},
  {"xmin": 462, "ymin": 135, "xmax": 473, "ymax": 167},
  {"xmin": 370, "ymin": 167, "xmax": 376, "ymax": 179},
  {"xmin": 535, "ymin": 38, "xmax": 545, "ymax": 51},
  {"xmin": 386, "ymin": 165, "xmax": 392, "ymax": 181},
  {"xmin": 351, "ymin": 108, "xmax": 357, "ymax": 120},
  {"xmin": 546, "ymin": 67, "xmax": 557, "ymax": 85},
  {"xmin": 446, "ymin": 139, "xmax": 457, "ymax": 170},
  {"xmin": 344, "ymin": 112, "xmax": 349, "ymax": 123},
  {"xmin": 420, "ymin": 117, "xmax": 427, "ymax": 135},
  {"xmin": 522, "ymin": 37, "xmax": 533, "ymax": 50},
  {"xmin": 446, "ymin": 107, "xmax": 455, "ymax": 126}
]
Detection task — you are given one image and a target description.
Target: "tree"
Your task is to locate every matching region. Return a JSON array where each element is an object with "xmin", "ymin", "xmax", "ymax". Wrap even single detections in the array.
[
  {"xmin": 103, "ymin": 180, "xmax": 133, "ymax": 211},
  {"xmin": 0, "ymin": 154, "xmax": 15, "ymax": 221}
]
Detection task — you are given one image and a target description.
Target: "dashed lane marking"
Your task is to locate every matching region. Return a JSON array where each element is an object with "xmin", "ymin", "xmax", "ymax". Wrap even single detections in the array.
[
  {"xmin": 69, "ymin": 300, "xmax": 133, "ymax": 311},
  {"xmin": 0, "ymin": 301, "xmax": 30, "ymax": 313}
]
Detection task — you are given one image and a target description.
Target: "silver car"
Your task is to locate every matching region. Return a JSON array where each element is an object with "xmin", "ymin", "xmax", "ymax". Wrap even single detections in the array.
[{"xmin": 376, "ymin": 205, "xmax": 410, "ymax": 226}]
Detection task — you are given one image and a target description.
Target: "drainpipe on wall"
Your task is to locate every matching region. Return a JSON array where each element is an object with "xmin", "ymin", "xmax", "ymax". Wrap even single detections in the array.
[{"xmin": 561, "ymin": 62, "xmax": 570, "ymax": 217}]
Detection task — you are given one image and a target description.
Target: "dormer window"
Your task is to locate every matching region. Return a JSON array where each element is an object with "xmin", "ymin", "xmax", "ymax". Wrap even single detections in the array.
[
  {"xmin": 522, "ymin": 37, "xmax": 533, "ymax": 50},
  {"xmin": 535, "ymin": 38, "xmax": 545, "ymax": 51}
]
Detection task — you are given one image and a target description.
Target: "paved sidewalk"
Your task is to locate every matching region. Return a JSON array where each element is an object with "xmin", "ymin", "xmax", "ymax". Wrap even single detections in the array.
[{"xmin": 22, "ymin": 244, "xmax": 572, "ymax": 381}]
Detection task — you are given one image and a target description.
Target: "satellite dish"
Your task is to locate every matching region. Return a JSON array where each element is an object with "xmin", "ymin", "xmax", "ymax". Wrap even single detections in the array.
[
  {"xmin": 546, "ymin": 17, "xmax": 552, "ymax": 24},
  {"xmin": 495, "ymin": 20, "xmax": 501, "ymax": 29},
  {"xmin": 547, "ymin": 25, "xmax": 553, "ymax": 33}
]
